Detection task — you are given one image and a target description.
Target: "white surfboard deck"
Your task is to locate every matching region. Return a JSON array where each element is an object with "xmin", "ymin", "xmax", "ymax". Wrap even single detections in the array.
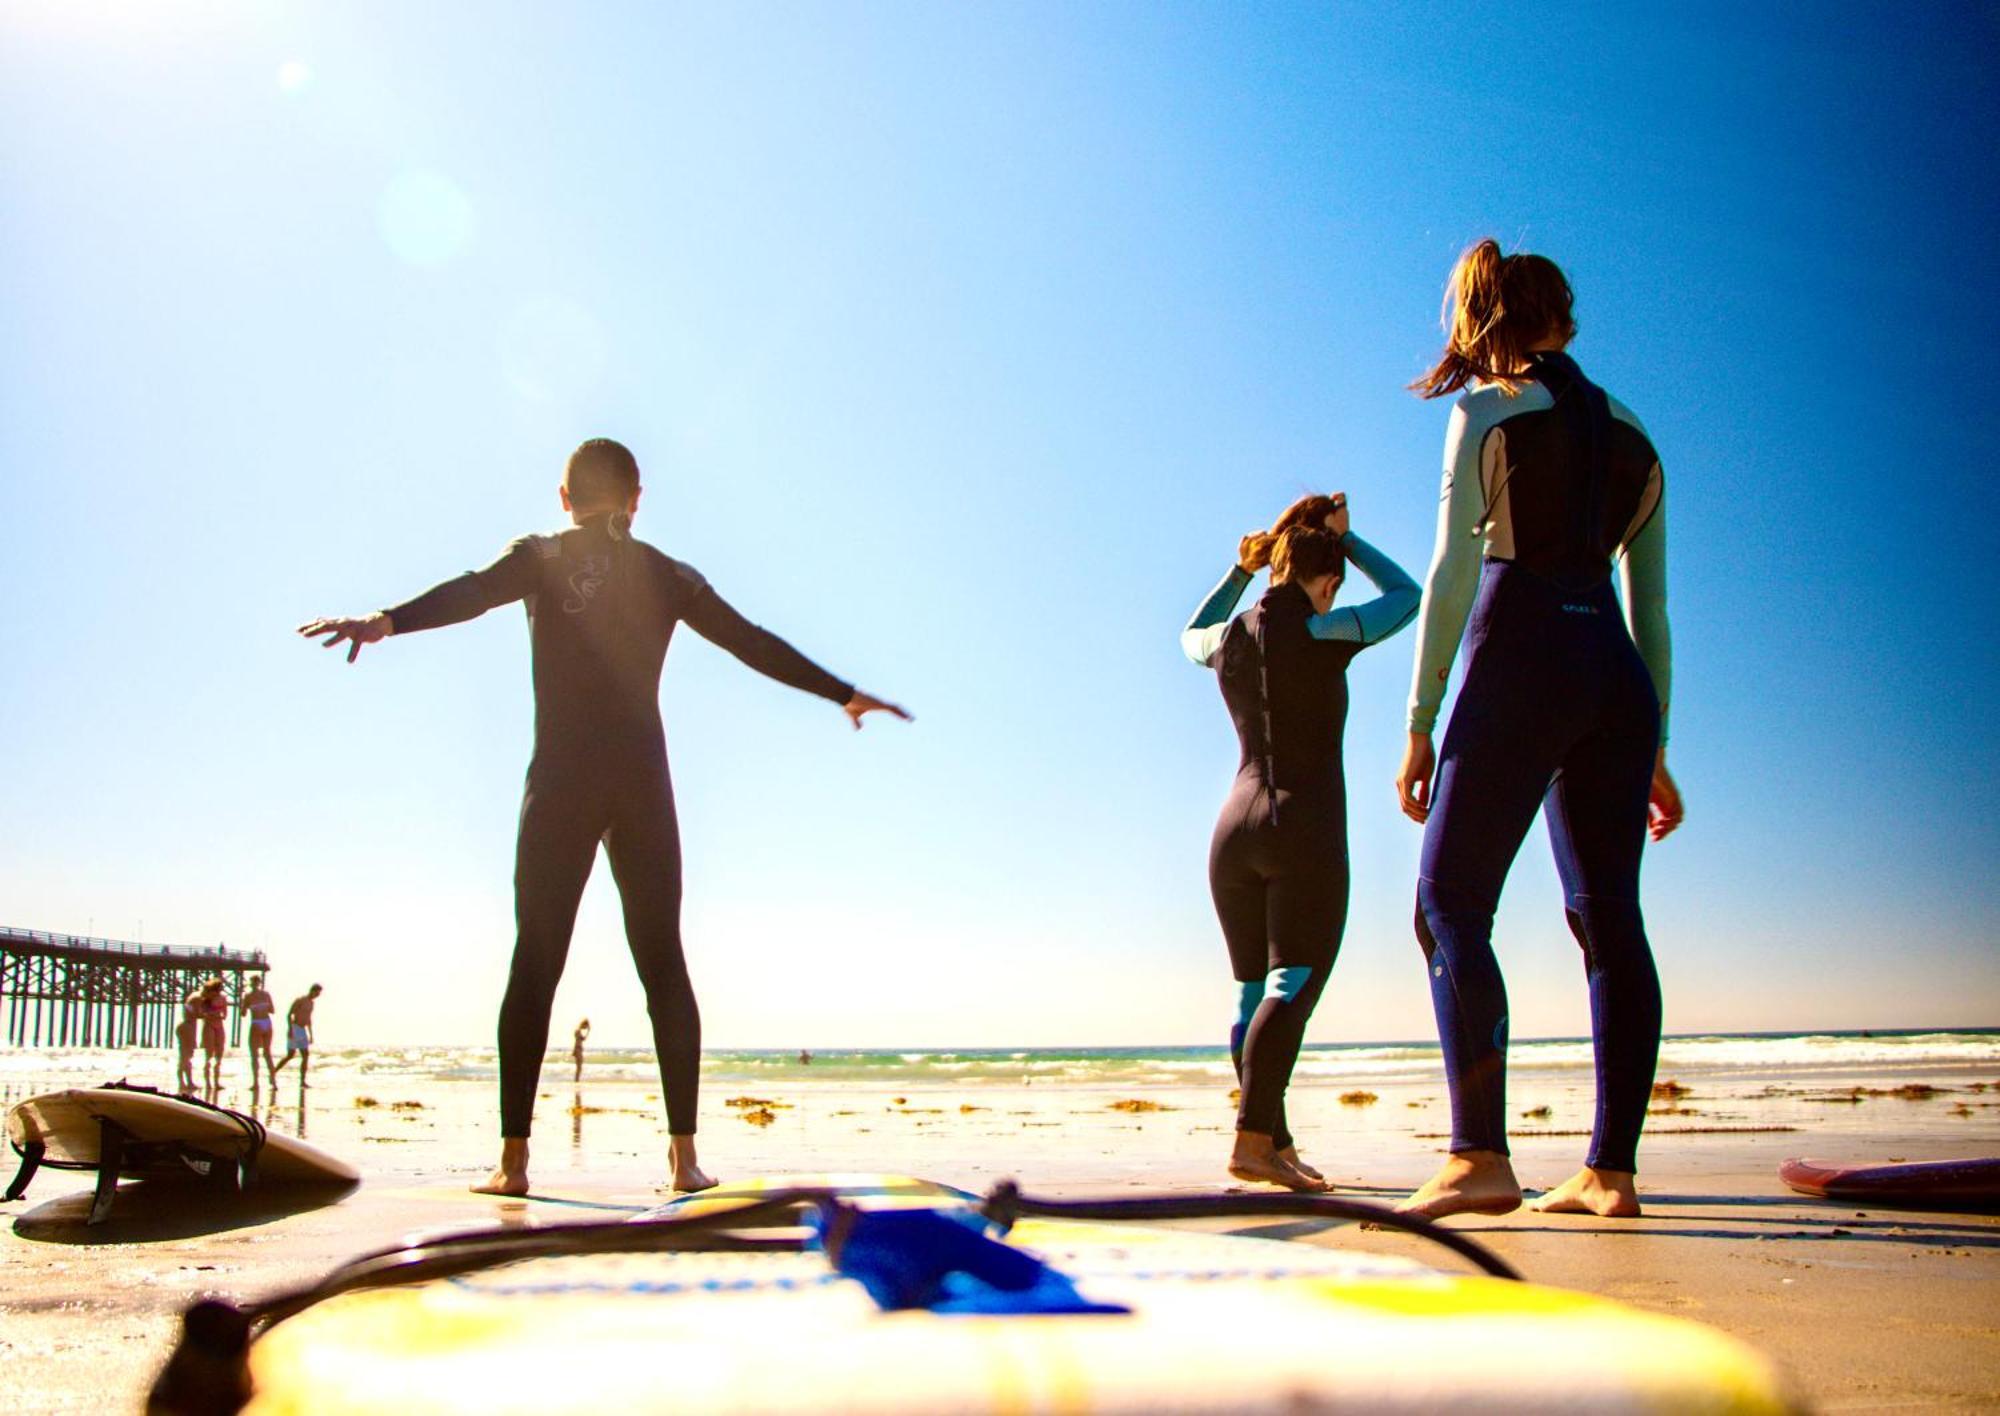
[{"xmin": 6, "ymin": 1086, "xmax": 359, "ymax": 1184}]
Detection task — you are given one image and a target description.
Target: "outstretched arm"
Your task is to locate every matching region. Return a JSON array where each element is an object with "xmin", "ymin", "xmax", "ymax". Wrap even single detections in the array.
[
  {"xmin": 1180, "ymin": 566, "xmax": 1253, "ymax": 666},
  {"xmin": 681, "ymin": 582, "xmax": 911, "ymax": 729},
  {"xmin": 298, "ymin": 538, "xmax": 543, "ymax": 662},
  {"xmin": 1307, "ymin": 532, "xmax": 1419, "ymax": 646}
]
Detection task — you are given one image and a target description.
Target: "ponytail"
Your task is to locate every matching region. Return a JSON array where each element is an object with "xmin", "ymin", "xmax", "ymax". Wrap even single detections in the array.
[
  {"xmin": 1411, "ymin": 239, "xmax": 1575, "ymax": 399},
  {"xmin": 1240, "ymin": 494, "xmax": 1345, "ymax": 585},
  {"xmin": 1238, "ymin": 529, "xmax": 1279, "ymax": 572}
]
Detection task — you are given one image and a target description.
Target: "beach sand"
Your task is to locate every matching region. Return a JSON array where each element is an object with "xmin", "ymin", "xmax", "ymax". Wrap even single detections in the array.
[{"xmin": 2, "ymin": 1054, "xmax": 1996, "ymax": 1412}]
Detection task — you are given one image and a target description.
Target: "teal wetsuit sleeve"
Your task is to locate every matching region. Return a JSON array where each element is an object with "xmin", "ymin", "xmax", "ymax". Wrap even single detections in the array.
[
  {"xmin": 1618, "ymin": 490, "xmax": 1671, "ymax": 746},
  {"xmin": 1181, "ymin": 565, "xmax": 1252, "ymax": 666},
  {"xmin": 1407, "ymin": 402, "xmax": 1487, "ymax": 733},
  {"xmin": 1306, "ymin": 532, "xmax": 1420, "ymax": 646}
]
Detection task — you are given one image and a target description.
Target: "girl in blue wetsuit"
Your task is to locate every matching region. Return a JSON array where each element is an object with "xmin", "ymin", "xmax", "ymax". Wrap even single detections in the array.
[
  {"xmin": 1184, "ymin": 494, "xmax": 1419, "ymax": 1191},
  {"xmin": 1394, "ymin": 241, "xmax": 1683, "ymax": 1220}
]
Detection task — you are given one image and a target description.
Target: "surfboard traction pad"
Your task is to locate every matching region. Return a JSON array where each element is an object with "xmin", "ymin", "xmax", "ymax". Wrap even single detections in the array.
[{"xmin": 241, "ymin": 1175, "xmax": 1799, "ymax": 1414}]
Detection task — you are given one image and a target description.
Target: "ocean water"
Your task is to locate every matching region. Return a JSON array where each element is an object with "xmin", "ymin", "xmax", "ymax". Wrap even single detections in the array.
[{"xmin": 2, "ymin": 1029, "xmax": 1995, "ymax": 1092}]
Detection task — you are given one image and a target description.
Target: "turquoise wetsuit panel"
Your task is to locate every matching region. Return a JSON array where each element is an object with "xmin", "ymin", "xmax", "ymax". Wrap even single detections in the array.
[
  {"xmin": 1305, "ymin": 533, "xmax": 1420, "ymax": 645},
  {"xmin": 1181, "ymin": 533, "xmax": 1418, "ymax": 666},
  {"xmin": 1181, "ymin": 566, "xmax": 1252, "ymax": 666}
]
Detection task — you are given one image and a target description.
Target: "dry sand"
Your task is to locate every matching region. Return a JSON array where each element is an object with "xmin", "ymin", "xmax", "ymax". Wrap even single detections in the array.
[{"xmin": 2, "ymin": 1058, "xmax": 1996, "ymax": 1412}]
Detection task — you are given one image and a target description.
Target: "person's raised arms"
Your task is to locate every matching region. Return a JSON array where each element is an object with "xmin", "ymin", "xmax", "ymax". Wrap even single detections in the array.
[
  {"xmin": 1303, "ymin": 498, "xmax": 1420, "ymax": 647},
  {"xmin": 297, "ymin": 537, "xmax": 545, "ymax": 662},
  {"xmin": 677, "ymin": 572, "xmax": 911, "ymax": 729}
]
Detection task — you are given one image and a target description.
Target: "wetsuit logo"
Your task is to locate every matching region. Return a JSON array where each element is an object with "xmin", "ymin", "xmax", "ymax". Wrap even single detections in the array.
[
  {"xmin": 563, "ymin": 555, "xmax": 610, "ymax": 614},
  {"xmin": 1560, "ymin": 603, "xmax": 1599, "ymax": 615}
]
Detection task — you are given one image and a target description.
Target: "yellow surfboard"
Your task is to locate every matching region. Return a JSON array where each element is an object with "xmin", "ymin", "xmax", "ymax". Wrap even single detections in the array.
[{"xmin": 226, "ymin": 1174, "xmax": 1795, "ymax": 1414}]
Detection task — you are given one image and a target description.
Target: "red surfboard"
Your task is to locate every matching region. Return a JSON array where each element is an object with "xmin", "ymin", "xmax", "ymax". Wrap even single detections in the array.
[{"xmin": 1779, "ymin": 1157, "xmax": 2000, "ymax": 1211}]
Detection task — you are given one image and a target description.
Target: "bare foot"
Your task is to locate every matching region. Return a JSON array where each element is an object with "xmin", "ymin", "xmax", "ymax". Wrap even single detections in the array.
[
  {"xmin": 471, "ymin": 1138, "xmax": 530, "ymax": 1196},
  {"xmin": 1230, "ymin": 1132, "xmax": 1328, "ymax": 1192},
  {"xmin": 1278, "ymin": 1146, "xmax": 1325, "ymax": 1184},
  {"xmin": 1396, "ymin": 1150, "xmax": 1522, "ymax": 1218},
  {"xmin": 668, "ymin": 1134, "xmax": 717, "ymax": 1193},
  {"xmin": 1531, "ymin": 1166, "xmax": 1641, "ymax": 1217}
]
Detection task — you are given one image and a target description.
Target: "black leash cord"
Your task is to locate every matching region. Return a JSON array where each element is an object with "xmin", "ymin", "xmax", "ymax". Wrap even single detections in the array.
[{"xmin": 979, "ymin": 1180, "xmax": 1521, "ymax": 1282}]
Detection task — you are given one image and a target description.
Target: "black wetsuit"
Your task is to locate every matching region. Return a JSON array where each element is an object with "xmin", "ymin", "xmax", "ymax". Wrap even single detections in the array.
[
  {"xmin": 1184, "ymin": 536, "xmax": 1417, "ymax": 1147},
  {"xmin": 386, "ymin": 513, "xmax": 852, "ymax": 1137}
]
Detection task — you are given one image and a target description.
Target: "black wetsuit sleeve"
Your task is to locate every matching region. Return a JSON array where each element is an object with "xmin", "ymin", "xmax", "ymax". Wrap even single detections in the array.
[
  {"xmin": 679, "ymin": 581, "xmax": 854, "ymax": 704},
  {"xmin": 384, "ymin": 538, "xmax": 544, "ymax": 635}
]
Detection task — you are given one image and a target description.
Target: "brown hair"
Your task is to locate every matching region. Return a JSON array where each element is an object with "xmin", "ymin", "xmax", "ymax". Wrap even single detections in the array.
[
  {"xmin": 565, "ymin": 437, "xmax": 641, "ymax": 509},
  {"xmin": 1411, "ymin": 239, "xmax": 1575, "ymax": 399},
  {"xmin": 1239, "ymin": 495, "xmax": 1345, "ymax": 586}
]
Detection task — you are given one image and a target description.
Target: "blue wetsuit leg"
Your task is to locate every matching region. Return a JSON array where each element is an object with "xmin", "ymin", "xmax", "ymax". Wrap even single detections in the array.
[
  {"xmin": 1418, "ymin": 562, "xmax": 1661, "ymax": 1164},
  {"xmin": 1543, "ymin": 652, "xmax": 1662, "ymax": 1173}
]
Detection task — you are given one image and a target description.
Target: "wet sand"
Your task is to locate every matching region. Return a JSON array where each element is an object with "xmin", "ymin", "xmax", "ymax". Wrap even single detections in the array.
[{"xmin": 2, "ymin": 1057, "xmax": 1996, "ymax": 1412}]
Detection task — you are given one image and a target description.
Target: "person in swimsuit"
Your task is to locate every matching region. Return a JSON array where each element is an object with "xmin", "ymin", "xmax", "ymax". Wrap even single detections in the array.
[
  {"xmin": 299, "ymin": 438, "xmax": 911, "ymax": 1197},
  {"xmin": 1394, "ymin": 240, "xmax": 1683, "ymax": 1220},
  {"xmin": 571, "ymin": 1019, "xmax": 589, "ymax": 1085},
  {"xmin": 240, "ymin": 974, "xmax": 277, "ymax": 1087},
  {"xmin": 193, "ymin": 977, "xmax": 228, "ymax": 1093},
  {"xmin": 1183, "ymin": 492, "xmax": 1419, "ymax": 1191},
  {"xmin": 174, "ymin": 988, "xmax": 202, "ymax": 1093},
  {"xmin": 273, "ymin": 984, "xmax": 321, "ymax": 1088}
]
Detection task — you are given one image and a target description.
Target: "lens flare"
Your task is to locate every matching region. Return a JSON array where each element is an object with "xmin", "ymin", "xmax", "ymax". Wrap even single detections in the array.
[{"xmin": 377, "ymin": 169, "xmax": 474, "ymax": 268}]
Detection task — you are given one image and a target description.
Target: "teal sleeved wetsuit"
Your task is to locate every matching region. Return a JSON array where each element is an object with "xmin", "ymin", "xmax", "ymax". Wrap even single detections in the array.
[
  {"xmin": 1182, "ymin": 533, "xmax": 1419, "ymax": 1148},
  {"xmin": 1405, "ymin": 350, "xmax": 1670, "ymax": 1175}
]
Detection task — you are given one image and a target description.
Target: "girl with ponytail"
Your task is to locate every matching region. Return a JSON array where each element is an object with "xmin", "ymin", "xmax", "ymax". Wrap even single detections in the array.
[
  {"xmin": 1395, "ymin": 241, "xmax": 1681, "ymax": 1221},
  {"xmin": 1181, "ymin": 493, "xmax": 1420, "ymax": 1190}
]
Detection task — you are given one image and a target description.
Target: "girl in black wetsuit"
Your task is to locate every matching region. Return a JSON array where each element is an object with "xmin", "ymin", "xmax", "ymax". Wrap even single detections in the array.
[{"xmin": 1182, "ymin": 494, "xmax": 1419, "ymax": 1190}]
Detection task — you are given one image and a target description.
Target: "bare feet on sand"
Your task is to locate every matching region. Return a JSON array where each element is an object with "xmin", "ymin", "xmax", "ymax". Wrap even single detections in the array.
[
  {"xmin": 1396, "ymin": 1150, "xmax": 1522, "ymax": 1218},
  {"xmin": 1230, "ymin": 1132, "xmax": 1328, "ymax": 1192},
  {"xmin": 1531, "ymin": 1165, "xmax": 1641, "ymax": 1217},
  {"xmin": 1278, "ymin": 1145, "xmax": 1325, "ymax": 1184},
  {"xmin": 471, "ymin": 1137, "xmax": 531, "ymax": 1196},
  {"xmin": 669, "ymin": 1134, "xmax": 717, "ymax": 1194}
]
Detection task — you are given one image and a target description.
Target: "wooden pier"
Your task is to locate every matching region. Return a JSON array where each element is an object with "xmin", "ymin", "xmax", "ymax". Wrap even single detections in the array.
[{"xmin": 0, "ymin": 927, "xmax": 269, "ymax": 1050}]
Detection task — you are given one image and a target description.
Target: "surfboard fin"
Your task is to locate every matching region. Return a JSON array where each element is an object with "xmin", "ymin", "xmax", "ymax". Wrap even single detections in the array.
[
  {"xmin": 90, "ymin": 1117, "xmax": 131, "ymax": 1225},
  {"xmin": 4, "ymin": 1141, "xmax": 44, "ymax": 1201}
]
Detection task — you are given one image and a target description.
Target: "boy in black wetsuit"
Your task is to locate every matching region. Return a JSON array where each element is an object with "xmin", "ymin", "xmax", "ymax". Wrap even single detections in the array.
[{"xmin": 300, "ymin": 439, "xmax": 909, "ymax": 1194}]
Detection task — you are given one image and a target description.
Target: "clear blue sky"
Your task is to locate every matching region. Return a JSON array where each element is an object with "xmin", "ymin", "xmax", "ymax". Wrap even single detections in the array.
[{"xmin": 2, "ymin": 2, "xmax": 1994, "ymax": 1048}]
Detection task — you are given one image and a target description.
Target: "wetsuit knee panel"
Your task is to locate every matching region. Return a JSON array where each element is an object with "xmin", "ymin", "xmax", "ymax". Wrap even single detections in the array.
[{"xmin": 1265, "ymin": 965, "xmax": 1312, "ymax": 1003}]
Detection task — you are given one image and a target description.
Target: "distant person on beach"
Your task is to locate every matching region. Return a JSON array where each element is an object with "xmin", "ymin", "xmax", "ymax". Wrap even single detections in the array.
[
  {"xmin": 174, "ymin": 986, "xmax": 203, "ymax": 1092},
  {"xmin": 797, "ymin": 1049, "xmax": 813, "ymax": 1066},
  {"xmin": 572, "ymin": 1019, "xmax": 589, "ymax": 1084},
  {"xmin": 189, "ymin": 977, "xmax": 228, "ymax": 1092},
  {"xmin": 1394, "ymin": 240, "xmax": 1682, "ymax": 1221},
  {"xmin": 298, "ymin": 437, "xmax": 911, "ymax": 1197},
  {"xmin": 272, "ymin": 984, "xmax": 322, "ymax": 1087},
  {"xmin": 240, "ymin": 974, "xmax": 277, "ymax": 1086},
  {"xmin": 1182, "ymin": 492, "xmax": 1419, "ymax": 1190}
]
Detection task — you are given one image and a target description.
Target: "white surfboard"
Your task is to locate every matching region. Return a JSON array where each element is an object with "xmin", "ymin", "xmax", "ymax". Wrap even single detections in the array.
[{"xmin": 5, "ymin": 1084, "xmax": 358, "ymax": 1223}]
